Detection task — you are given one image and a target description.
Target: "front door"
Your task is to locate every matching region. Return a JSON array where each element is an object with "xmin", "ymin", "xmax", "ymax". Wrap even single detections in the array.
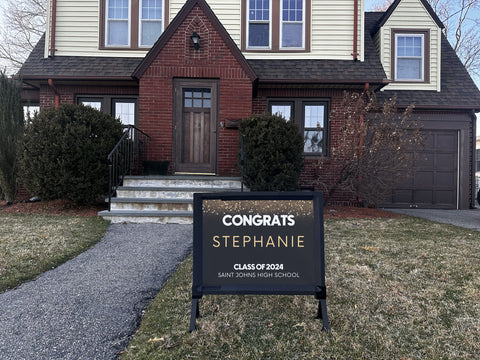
[{"xmin": 174, "ymin": 79, "xmax": 218, "ymax": 174}]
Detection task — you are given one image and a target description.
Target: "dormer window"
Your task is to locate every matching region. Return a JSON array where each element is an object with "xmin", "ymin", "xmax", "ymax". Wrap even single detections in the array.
[
  {"xmin": 392, "ymin": 29, "xmax": 430, "ymax": 82},
  {"xmin": 101, "ymin": 0, "xmax": 167, "ymax": 49},
  {"xmin": 242, "ymin": 0, "xmax": 310, "ymax": 52}
]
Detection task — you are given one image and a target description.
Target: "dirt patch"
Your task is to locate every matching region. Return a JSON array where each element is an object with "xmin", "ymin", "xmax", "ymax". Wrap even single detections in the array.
[
  {"xmin": 1, "ymin": 199, "xmax": 399, "ymax": 219},
  {"xmin": 324, "ymin": 206, "xmax": 401, "ymax": 219},
  {"xmin": 0, "ymin": 199, "xmax": 107, "ymax": 217}
]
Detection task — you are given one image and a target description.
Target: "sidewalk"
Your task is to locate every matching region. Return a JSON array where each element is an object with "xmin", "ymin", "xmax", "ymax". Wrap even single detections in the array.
[{"xmin": 0, "ymin": 223, "xmax": 192, "ymax": 360}]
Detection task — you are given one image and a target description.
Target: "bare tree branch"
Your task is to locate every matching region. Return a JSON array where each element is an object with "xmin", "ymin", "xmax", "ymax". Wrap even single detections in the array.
[{"xmin": 0, "ymin": 0, "xmax": 46, "ymax": 73}]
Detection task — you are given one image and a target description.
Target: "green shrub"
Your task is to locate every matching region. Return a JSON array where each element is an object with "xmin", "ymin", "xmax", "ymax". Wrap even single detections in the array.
[
  {"xmin": 239, "ymin": 113, "xmax": 304, "ymax": 191},
  {"xmin": 0, "ymin": 72, "xmax": 24, "ymax": 203},
  {"xmin": 21, "ymin": 104, "xmax": 123, "ymax": 204}
]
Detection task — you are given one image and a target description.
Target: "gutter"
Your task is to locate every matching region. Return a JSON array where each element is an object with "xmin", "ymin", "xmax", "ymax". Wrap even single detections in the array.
[
  {"xmin": 49, "ymin": 0, "xmax": 57, "ymax": 57},
  {"xmin": 48, "ymin": 79, "xmax": 59, "ymax": 107}
]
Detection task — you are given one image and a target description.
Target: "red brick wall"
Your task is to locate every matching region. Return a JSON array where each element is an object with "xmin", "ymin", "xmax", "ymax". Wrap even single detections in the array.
[
  {"xmin": 138, "ymin": 5, "xmax": 253, "ymax": 176},
  {"xmin": 39, "ymin": 84, "xmax": 138, "ymax": 109}
]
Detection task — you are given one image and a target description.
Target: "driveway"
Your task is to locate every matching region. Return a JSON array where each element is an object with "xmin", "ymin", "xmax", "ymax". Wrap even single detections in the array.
[
  {"xmin": 0, "ymin": 223, "xmax": 192, "ymax": 360},
  {"xmin": 386, "ymin": 208, "xmax": 480, "ymax": 232}
]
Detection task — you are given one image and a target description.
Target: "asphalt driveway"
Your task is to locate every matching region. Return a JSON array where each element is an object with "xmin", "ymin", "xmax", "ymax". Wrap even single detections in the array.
[
  {"xmin": 386, "ymin": 208, "xmax": 480, "ymax": 231},
  {"xmin": 0, "ymin": 223, "xmax": 192, "ymax": 360}
]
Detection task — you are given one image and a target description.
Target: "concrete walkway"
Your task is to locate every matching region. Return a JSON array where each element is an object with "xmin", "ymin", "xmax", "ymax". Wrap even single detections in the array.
[
  {"xmin": 0, "ymin": 223, "xmax": 192, "ymax": 360},
  {"xmin": 386, "ymin": 208, "xmax": 480, "ymax": 231}
]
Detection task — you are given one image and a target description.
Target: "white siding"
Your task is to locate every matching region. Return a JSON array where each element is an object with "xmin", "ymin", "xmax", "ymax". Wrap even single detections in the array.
[
  {"xmin": 46, "ymin": 0, "xmax": 364, "ymax": 61},
  {"xmin": 377, "ymin": 0, "xmax": 442, "ymax": 91}
]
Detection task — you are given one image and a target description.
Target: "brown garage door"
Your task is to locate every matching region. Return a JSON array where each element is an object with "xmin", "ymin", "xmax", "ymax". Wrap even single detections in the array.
[{"xmin": 384, "ymin": 130, "xmax": 458, "ymax": 209}]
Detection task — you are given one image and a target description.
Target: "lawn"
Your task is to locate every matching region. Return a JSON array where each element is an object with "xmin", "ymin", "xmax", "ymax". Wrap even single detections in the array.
[
  {"xmin": 0, "ymin": 213, "xmax": 109, "ymax": 292},
  {"xmin": 121, "ymin": 216, "xmax": 480, "ymax": 359}
]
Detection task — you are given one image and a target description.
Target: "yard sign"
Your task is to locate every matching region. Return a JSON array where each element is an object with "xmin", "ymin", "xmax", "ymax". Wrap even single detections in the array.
[{"xmin": 189, "ymin": 192, "xmax": 329, "ymax": 332}]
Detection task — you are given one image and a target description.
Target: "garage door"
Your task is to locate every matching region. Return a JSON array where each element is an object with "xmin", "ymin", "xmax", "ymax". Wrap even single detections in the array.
[{"xmin": 384, "ymin": 130, "xmax": 458, "ymax": 209}]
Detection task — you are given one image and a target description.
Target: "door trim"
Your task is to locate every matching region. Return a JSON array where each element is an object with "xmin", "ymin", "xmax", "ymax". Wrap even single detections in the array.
[{"xmin": 173, "ymin": 79, "xmax": 218, "ymax": 174}]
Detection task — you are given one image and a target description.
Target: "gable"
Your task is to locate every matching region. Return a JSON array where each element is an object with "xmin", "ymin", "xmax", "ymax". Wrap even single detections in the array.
[
  {"xmin": 374, "ymin": 0, "xmax": 443, "ymax": 92},
  {"xmin": 133, "ymin": 0, "xmax": 256, "ymax": 81}
]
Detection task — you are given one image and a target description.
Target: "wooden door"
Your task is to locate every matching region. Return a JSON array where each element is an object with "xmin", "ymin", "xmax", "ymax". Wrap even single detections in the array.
[{"xmin": 174, "ymin": 80, "xmax": 217, "ymax": 174}]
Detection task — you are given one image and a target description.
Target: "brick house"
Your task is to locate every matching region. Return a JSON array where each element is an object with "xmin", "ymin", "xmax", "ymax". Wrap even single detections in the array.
[{"xmin": 19, "ymin": 0, "xmax": 480, "ymax": 216}]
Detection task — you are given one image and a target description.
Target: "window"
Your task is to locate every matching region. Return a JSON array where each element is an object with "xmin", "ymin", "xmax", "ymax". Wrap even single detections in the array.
[
  {"xmin": 77, "ymin": 96, "xmax": 137, "ymax": 127},
  {"xmin": 243, "ymin": 0, "xmax": 310, "ymax": 52},
  {"xmin": 281, "ymin": 0, "xmax": 304, "ymax": 48},
  {"xmin": 101, "ymin": 0, "xmax": 167, "ymax": 49},
  {"xmin": 248, "ymin": 0, "xmax": 271, "ymax": 48},
  {"xmin": 183, "ymin": 88, "xmax": 211, "ymax": 108},
  {"xmin": 269, "ymin": 99, "xmax": 328, "ymax": 155},
  {"xmin": 106, "ymin": 0, "xmax": 130, "ymax": 46},
  {"xmin": 392, "ymin": 30, "xmax": 429, "ymax": 82},
  {"xmin": 269, "ymin": 101, "xmax": 294, "ymax": 121},
  {"xmin": 113, "ymin": 100, "xmax": 136, "ymax": 126},
  {"xmin": 303, "ymin": 103, "xmax": 326, "ymax": 154},
  {"xmin": 140, "ymin": 0, "xmax": 163, "ymax": 46}
]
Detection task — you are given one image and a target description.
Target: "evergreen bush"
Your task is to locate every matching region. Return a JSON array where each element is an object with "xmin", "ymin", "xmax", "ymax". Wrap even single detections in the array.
[
  {"xmin": 239, "ymin": 113, "xmax": 304, "ymax": 191},
  {"xmin": 21, "ymin": 104, "xmax": 123, "ymax": 204},
  {"xmin": 0, "ymin": 72, "xmax": 24, "ymax": 204}
]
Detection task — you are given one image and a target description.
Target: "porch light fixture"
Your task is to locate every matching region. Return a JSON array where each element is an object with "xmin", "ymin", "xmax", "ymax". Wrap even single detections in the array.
[{"xmin": 190, "ymin": 32, "xmax": 200, "ymax": 51}]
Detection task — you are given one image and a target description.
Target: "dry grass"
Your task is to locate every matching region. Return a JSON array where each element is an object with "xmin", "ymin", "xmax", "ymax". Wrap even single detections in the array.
[
  {"xmin": 0, "ymin": 213, "xmax": 109, "ymax": 292},
  {"xmin": 121, "ymin": 216, "xmax": 480, "ymax": 359}
]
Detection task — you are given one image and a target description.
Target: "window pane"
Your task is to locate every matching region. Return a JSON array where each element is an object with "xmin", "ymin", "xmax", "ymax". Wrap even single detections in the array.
[
  {"xmin": 249, "ymin": 23, "xmax": 269, "ymax": 47},
  {"xmin": 109, "ymin": 0, "xmax": 128, "ymax": 19},
  {"xmin": 271, "ymin": 105, "xmax": 292, "ymax": 121},
  {"xmin": 397, "ymin": 58, "xmax": 422, "ymax": 80},
  {"xmin": 115, "ymin": 102, "xmax": 135, "ymax": 126},
  {"xmin": 282, "ymin": 23, "xmax": 302, "ymax": 47},
  {"xmin": 108, "ymin": 21, "xmax": 128, "ymax": 45},
  {"xmin": 250, "ymin": 0, "xmax": 269, "ymax": 20},
  {"xmin": 304, "ymin": 105, "xmax": 324, "ymax": 129},
  {"xmin": 81, "ymin": 101, "xmax": 102, "ymax": 110},
  {"xmin": 304, "ymin": 131, "xmax": 323, "ymax": 153},
  {"xmin": 141, "ymin": 21, "xmax": 162, "ymax": 45},
  {"xmin": 142, "ymin": 0, "xmax": 162, "ymax": 19}
]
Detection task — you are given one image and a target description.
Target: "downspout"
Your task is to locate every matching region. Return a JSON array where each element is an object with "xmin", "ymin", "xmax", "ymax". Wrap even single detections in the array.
[
  {"xmin": 472, "ymin": 110, "xmax": 477, "ymax": 208},
  {"xmin": 352, "ymin": 0, "xmax": 359, "ymax": 60},
  {"xmin": 48, "ymin": 79, "xmax": 60, "ymax": 108},
  {"xmin": 49, "ymin": 0, "xmax": 57, "ymax": 57}
]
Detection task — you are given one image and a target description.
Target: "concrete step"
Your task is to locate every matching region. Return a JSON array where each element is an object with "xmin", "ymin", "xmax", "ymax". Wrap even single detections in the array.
[
  {"xmin": 99, "ymin": 175, "xmax": 246, "ymax": 224},
  {"xmin": 115, "ymin": 186, "xmax": 242, "ymax": 199},
  {"xmin": 109, "ymin": 198, "xmax": 193, "ymax": 212},
  {"xmin": 98, "ymin": 210, "xmax": 193, "ymax": 224},
  {"xmin": 122, "ymin": 175, "xmax": 244, "ymax": 189}
]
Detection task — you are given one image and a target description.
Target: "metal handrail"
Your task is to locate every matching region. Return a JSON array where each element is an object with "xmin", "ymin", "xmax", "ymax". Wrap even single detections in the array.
[{"xmin": 107, "ymin": 125, "xmax": 150, "ymax": 211}]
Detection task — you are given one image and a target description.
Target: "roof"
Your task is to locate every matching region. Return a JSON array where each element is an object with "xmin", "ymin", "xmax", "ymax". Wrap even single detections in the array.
[
  {"xmin": 19, "ymin": 35, "xmax": 141, "ymax": 82},
  {"xmin": 249, "ymin": 18, "xmax": 388, "ymax": 86},
  {"xmin": 18, "ymin": 6, "xmax": 480, "ymax": 110},
  {"xmin": 367, "ymin": 12, "xmax": 480, "ymax": 110}
]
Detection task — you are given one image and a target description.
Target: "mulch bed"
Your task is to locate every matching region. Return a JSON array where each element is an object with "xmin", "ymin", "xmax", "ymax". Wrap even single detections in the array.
[{"xmin": 1, "ymin": 199, "xmax": 400, "ymax": 219}]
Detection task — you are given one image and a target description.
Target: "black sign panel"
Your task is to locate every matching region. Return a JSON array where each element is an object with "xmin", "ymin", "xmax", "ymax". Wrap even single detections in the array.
[{"xmin": 190, "ymin": 192, "xmax": 329, "ymax": 332}]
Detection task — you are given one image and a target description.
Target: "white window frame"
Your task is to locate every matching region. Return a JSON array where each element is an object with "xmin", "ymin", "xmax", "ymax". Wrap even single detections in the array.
[
  {"xmin": 246, "ymin": 0, "xmax": 272, "ymax": 50},
  {"xmin": 280, "ymin": 0, "xmax": 305, "ymax": 50},
  {"xmin": 139, "ymin": 0, "xmax": 165, "ymax": 48},
  {"xmin": 106, "ymin": 0, "xmax": 132, "ymax": 47},
  {"xmin": 394, "ymin": 33, "xmax": 425, "ymax": 82}
]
